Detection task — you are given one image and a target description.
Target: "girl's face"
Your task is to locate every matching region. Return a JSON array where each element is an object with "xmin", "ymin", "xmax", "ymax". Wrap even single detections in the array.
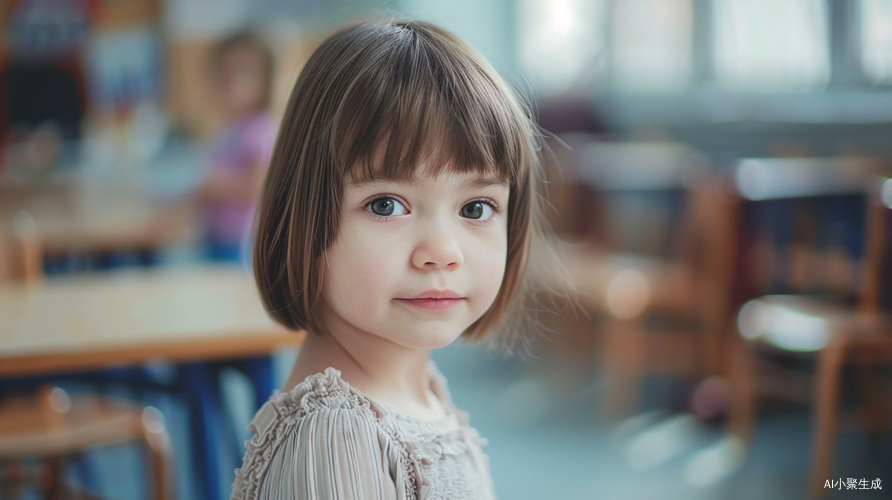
[
  {"xmin": 320, "ymin": 166, "xmax": 509, "ymax": 350},
  {"xmin": 216, "ymin": 47, "xmax": 266, "ymax": 118}
]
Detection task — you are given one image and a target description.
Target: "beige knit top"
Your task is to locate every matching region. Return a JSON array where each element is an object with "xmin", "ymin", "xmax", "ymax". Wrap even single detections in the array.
[{"xmin": 230, "ymin": 363, "xmax": 498, "ymax": 500}]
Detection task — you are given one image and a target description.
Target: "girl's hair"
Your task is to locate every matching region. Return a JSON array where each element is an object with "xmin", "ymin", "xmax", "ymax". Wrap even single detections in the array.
[
  {"xmin": 253, "ymin": 19, "xmax": 567, "ymax": 351},
  {"xmin": 211, "ymin": 30, "xmax": 275, "ymax": 110}
]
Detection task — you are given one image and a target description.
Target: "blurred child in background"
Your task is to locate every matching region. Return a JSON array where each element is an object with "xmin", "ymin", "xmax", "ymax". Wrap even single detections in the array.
[{"xmin": 199, "ymin": 30, "xmax": 277, "ymax": 263}]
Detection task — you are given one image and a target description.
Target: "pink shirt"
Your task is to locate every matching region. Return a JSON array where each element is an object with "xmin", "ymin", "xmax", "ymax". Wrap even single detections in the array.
[{"xmin": 205, "ymin": 111, "xmax": 277, "ymax": 244}]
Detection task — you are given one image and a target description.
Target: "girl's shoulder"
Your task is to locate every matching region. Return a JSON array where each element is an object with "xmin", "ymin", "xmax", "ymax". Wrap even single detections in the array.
[
  {"xmin": 251, "ymin": 362, "xmax": 466, "ymax": 431},
  {"xmin": 232, "ymin": 364, "xmax": 484, "ymax": 500},
  {"xmin": 285, "ymin": 366, "xmax": 370, "ymax": 408},
  {"xmin": 232, "ymin": 368, "xmax": 411, "ymax": 500},
  {"xmin": 250, "ymin": 367, "xmax": 386, "ymax": 437},
  {"xmin": 238, "ymin": 362, "xmax": 469, "ymax": 463}
]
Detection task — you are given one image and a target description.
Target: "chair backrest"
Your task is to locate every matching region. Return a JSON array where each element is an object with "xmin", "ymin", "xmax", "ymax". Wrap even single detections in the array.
[
  {"xmin": 0, "ymin": 210, "xmax": 43, "ymax": 284},
  {"xmin": 859, "ymin": 177, "xmax": 892, "ymax": 313},
  {"xmin": 556, "ymin": 134, "xmax": 711, "ymax": 256},
  {"xmin": 728, "ymin": 157, "xmax": 891, "ymax": 307}
]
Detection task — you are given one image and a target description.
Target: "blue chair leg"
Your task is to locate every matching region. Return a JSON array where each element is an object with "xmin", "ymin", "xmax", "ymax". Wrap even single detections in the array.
[
  {"xmin": 176, "ymin": 356, "xmax": 274, "ymax": 500},
  {"xmin": 73, "ymin": 452, "xmax": 100, "ymax": 494},
  {"xmin": 179, "ymin": 362, "xmax": 222, "ymax": 500},
  {"xmin": 239, "ymin": 356, "xmax": 275, "ymax": 410},
  {"xmin": 219, "ymin": 355, "xmax": 275, "ymax": 446}
]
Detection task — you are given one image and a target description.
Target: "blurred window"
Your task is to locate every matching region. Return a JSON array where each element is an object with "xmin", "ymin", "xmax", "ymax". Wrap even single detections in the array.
[
  {"xmin": 859, "ymin": 0, "xmax": 892, "ymax": 84},
  {"xmin": 610, "ymin": 0, "xmax": 694, "ymax": 93},
  {"xmin": 6, "ymin": 0, "xmax": 90, "ymax": 59},
  {"xmin": 86, "ymin": 27, "xmax": 163, "ymax": 108},
  {"xmin": 712, "ymin": 0, "xmax": 830, "ymax": 92},
  {"xmin": 516, "ymin": 0, "xmax": 607, "ymax": 96}
]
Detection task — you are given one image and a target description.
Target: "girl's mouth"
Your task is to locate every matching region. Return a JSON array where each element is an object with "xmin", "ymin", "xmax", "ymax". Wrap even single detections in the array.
[
  {"xmin": 394, "ymin": 297, "xmax": 465, "ymax": 310},
  {"xmin": 396, "ymin": 289, "xmax": 465, "ymax": 310}
]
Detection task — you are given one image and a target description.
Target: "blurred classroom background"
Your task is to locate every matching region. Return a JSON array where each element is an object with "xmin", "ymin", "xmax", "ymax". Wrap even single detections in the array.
[{"xmin": 2, "ymin": 0, "xmax": 892, "ymax": 499}]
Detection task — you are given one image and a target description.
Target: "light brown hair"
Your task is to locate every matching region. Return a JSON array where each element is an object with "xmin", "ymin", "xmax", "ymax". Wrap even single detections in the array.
[{"xmin": 253, "ymin": 19, "xmax": 566, "ymax": 350}]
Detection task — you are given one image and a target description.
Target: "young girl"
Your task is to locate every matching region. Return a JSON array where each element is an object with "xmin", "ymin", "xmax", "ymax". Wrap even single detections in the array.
[
  {"xmin": 232, "ymin": 19, "xmax": 563, "ymax": 499},
  {"xmin": 199, "ymin": 30, "xmax": 277, "ymax": 263}
]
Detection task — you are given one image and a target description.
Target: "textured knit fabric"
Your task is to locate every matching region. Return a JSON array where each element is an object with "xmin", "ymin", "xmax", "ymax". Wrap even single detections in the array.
[{"xmin": 231, "ymin": 363, "xmax": 498, "ymax": 500}]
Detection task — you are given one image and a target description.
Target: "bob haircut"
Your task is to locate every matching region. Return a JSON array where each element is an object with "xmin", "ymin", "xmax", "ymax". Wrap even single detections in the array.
[{"xmin": 253, "ymin": 19, "xmax": 563, "ymax": 349}]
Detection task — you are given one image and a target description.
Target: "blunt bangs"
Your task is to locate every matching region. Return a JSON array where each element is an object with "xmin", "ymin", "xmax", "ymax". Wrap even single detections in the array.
[{"xmin": 327, "ymin": 21, "xmax": 533, "ymax": 185}]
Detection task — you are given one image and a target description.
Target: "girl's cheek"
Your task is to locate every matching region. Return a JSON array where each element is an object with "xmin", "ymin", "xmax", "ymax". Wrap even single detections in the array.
[{"xmin": 349, "ymin": 221, "xmax": 403, "ymax": 277}]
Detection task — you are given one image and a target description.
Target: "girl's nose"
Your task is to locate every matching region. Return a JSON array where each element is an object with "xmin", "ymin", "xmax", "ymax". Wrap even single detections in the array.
[{"xmin": 411, "ymin": 226, "xmax": 464, "ymax": 271}]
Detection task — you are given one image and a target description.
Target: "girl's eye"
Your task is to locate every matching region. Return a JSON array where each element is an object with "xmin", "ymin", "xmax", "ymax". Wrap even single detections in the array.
[
  {"xmin": 460, "ymin": 200, "xmax": 495, "ymax": 221},
  {"xmin": 368, "ymin": 197, "xmax": 408, "ymax": 217}
]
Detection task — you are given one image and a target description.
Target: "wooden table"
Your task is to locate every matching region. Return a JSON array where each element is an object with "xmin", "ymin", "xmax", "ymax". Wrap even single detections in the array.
[
  {"xmin": 0, "ymin": 265, "xmax": 304, "ymax": 500},
  {"xmin": 0, "ymin": 265, "xmax": 303, "ymax": 375},
  {"xmin": 0, "ymin": 183, "xmax": 198, "ymax": 257}
]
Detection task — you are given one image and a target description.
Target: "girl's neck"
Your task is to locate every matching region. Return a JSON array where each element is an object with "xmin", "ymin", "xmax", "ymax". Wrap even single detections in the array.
[{"xmin": 284, "ymin": 326, "xmax": 447, "ymax": 420}]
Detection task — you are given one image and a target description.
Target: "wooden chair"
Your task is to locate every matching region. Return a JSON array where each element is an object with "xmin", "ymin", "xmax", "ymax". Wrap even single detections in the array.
[
  {"xmin": 0, "ymin": 386, "xmax": 174, "ymax": 500},
  {"xmin": 0, "ymin": 214, "xmax": 174, "ymax": 498},
  {"xmin": 725, "ymin": 161, "xmax": 892, "ymax": 495},
  {"xmin": 0, "ymin": 210, "xmax": 43, "ymax": 284},
  {"xmin": 547, "ymin": 136, "xmax": 737, "ymax": 416}
]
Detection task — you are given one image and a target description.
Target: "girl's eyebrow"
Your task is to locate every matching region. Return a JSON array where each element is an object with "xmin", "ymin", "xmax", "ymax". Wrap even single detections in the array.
[{"xmin": 462, "ymin": 177, "xmax": 509, "ymax": 190}]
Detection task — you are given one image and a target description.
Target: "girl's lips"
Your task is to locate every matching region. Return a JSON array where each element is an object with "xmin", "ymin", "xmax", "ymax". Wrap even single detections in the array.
[
  {"xmin": 405, "ymin": 289, "xmax": 462, "ymax": 299},
  {"xmin": 394, "ymin": 298, "xmax": 465, "ymax": 310}
]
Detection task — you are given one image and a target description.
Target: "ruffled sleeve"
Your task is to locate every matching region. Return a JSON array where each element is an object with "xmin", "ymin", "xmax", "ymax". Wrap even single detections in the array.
[
  {"xmin": 255, "ymin": 405, "xmax": 401, "ymax": 499},
  {"xmin": 231, "ymin": 368, "xmax": 416, "ymax": 500}
]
